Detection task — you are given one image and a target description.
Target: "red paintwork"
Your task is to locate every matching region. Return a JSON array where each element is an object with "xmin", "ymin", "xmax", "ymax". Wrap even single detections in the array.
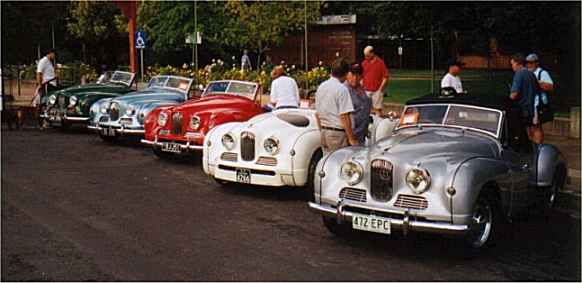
[{"xmin": 144, "ymin": 94, "xmax": 264, "ymax": 145}]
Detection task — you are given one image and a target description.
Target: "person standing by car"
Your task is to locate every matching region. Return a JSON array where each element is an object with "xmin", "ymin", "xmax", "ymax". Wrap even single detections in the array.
[
  {"xmin": 509, "ymin": 53, "xmax": 540, "ymax": 142},
  {"xmin": 315, "ymin": 58, "xmax": 358, "ymax": 154},
  {"xmin": 269, "ymin": 65, "xmax": 300, "ymax": 110},
  {"xmin": 344, "ymin": 63, "xmax": 372, "ymax": 145},
  {"xmin": 36, "ymin": 48, "xmax": 58, "ymax": 95},
  {"xmin": 526, "ymin": 53, "xmax": 554, "ymax": 144},
  {"xmin": 361, "ymin": 46, "xmax": 388, "ymax": 116},
  {"xmin": 241, "ymin": 49, "xmax": 252, "ymax": 71},
  {"xmin": 441, "ymin": 58, "xmax": 465, "ymax": 94}
]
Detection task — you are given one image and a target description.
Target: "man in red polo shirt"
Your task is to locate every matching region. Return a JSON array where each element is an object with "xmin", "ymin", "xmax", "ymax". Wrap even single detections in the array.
[{"xmin": 361, "ymin": 46, "xmax": 388, "ymax": 115}]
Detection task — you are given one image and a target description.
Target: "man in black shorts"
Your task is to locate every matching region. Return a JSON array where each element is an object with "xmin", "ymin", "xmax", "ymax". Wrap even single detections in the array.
[{"xmin": 509, "ymin": 53, "xmax": 540, "ymax": 142}]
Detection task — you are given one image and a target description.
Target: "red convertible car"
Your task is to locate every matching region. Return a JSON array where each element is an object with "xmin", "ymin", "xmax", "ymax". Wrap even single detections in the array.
[{"xmin": 141, "ymin": 80, "xmax": 264, "ymax": 157}]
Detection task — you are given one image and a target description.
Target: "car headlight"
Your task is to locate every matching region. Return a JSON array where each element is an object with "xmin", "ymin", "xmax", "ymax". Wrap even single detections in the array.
[
  {"xmin": 126, "ymin": 106, "xmax": 136, "ymax": 116},
  {"xmin": 158, "ymin": 112, "xmax": 168, "ymax": 127},
  {"xmin": 221, "ymin": 133, "xmax": 235, "ymax": 150},
  {"xmin": 406, "ymin": 167, "xmax": 431, "ymax": 194},
  {"xmin": 263, "ymin": 137, "xmax": 280, "ymax": 155},
  {"xmin": 48, "ymin": 95, "xmax": 57, "ymax": 105},
  {"xmin": 68, "ymin": 96, "xmax": 78, "ymax": 107},
  {"xmin": 100, "ymin": 102, "xmax": 109, "ymax": 114},
  {"xmin": 190, "ymin": 116, "xmax": 200, "ymax": 130},
  {"xmin": 340, "ymin": 161, "xmax": 364, "ymax": 185}
]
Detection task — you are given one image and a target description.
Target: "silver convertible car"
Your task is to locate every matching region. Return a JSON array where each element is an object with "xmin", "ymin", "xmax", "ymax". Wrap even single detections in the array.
[{"xmin": 308, "ymin": 93, "xmax": 567, "ymax": 249}]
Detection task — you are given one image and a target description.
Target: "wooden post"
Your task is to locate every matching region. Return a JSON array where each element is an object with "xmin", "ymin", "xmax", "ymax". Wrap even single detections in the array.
[
  {"xmin": 114, "ymin": 1, "xmax": 138, "ymax": 74},
  {"xmin": 570, "ymin": 107, "xmax": 580, "ymax": 138}
]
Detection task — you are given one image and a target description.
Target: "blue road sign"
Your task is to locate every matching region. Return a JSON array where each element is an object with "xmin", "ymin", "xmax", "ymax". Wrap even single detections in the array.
[{"xmin": 135, "ymin": 31, "xmax": 146, "ymax": 49}]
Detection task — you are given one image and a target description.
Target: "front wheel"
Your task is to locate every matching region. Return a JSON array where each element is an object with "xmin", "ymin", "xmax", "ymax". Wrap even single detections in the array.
[
  {"xmin": 465, "ymin": 191, "xmax": 500, "ymax": 249},
  {"xmin": 305, "ymin": 149, "xmax": 323, "ymax": 201},
  {"xmin": 545, "ymin": 167, "xmax": 566, "ymax": 209}
]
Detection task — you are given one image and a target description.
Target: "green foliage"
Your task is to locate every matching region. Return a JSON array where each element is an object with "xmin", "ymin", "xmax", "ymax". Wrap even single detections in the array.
[{"xmin": 67, "ymin": 1, "xmax": 126, "ymax": 41}]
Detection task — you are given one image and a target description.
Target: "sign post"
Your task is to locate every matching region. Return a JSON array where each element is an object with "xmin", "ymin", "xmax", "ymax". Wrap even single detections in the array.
[
  {"xmin": 398, "ymin": 46, "xmax": 403, "ymax": 68},
  {"xmin": 135, "ymin": 31, "xmax": 146, "ymax": 82}
]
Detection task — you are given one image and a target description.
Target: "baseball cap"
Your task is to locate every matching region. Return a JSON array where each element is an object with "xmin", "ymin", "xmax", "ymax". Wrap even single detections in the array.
[
  {"xmin": 349, "ymin": 63, "xmax": 362, "ymax": 74},
  {"xmin": 446, "ymin": 58, "xmax": 465, "ymax": 68},
  {"xmin": 526, "ymin": 53, "xmax": 539, "ymax": 62}
]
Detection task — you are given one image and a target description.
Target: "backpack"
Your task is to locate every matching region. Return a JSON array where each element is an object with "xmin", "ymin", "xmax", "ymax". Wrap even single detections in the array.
[{"xmin": 535, "ymin": 68, "xmax": 554, "ymax": 124}]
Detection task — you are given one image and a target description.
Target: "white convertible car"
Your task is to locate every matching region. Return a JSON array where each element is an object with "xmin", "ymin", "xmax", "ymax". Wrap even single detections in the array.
[{"xmin": 202, "ymin": 107, "xmax": 398, "ymax": 191}]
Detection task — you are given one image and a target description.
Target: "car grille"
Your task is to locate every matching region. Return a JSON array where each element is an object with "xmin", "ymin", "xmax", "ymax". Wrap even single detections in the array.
[
  {"xmin": 394, "ymin": 194, "xmax": 429, "ymax": 210},
  {"xmin": 172, "ymin": 112, "xmax": 183, "ymax": 135},
  {"xmin": 370, "ymin": 159, "xmax": 393, "ymax": 202},
  {"xmin": 256, "ymin": 157, "xmax": 277, "ymax": 166},
  {"xmin": 221, "ymin": 152, "xmax": 238, "ymax": 162},
  {"xmin": 339, "ymin": 188, "xmax": 367, "ymax": 202},
  {"xmin": 109, "ymin": 102, "xmax": 120, "ymax": 121},
  {"xmin": 240, "ymin": 132, "xmax": 255, "ymax": 161},
  {"xmin": 57, "ymin": 96, "xmax": 66, "ymax": 107}
]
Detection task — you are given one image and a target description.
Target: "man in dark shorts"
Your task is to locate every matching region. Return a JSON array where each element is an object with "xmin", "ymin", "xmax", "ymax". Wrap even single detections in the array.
[{"xmin": 509, "ymin": 53, "xmax": 540, "ymax": 142}]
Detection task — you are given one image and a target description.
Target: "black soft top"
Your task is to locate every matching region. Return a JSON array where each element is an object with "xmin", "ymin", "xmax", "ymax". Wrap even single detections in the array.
[{"xmin": 406, "ymin": 93, "xmax": 512, "ymax": 111}]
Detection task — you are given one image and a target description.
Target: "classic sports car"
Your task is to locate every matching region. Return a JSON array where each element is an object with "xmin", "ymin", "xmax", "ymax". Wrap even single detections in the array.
[
  {"xmin": 308, "ymin": 93, "xmax": 567, "ymax": 249},
  {"xmin": 141, "ymin": 80, "xmax": 264, "ymax": 156},
  {"xmin": 202, "ymin": 107, "xmax": 398, "ymax": 191},
  {"xmin": 40, "ymin": 71, "xmax": 136, "ymax": 128},
  {"xmin": 88, "ymin": 75, "xmax": 195, "ymax": 141}
]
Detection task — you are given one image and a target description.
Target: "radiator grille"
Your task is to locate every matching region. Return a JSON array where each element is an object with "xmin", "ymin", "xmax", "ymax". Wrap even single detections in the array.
[
  {"xmin": 394, "ymin": 194, "xmax": 429, "ymax": 210},
  {"xmin": 339, "ymin": 188, "xmax": 367, "ymax": 202},
  {"xmin": 172, "ymin": 112, "xmax": 183, "ymax": 135},
  {"xmin": 256, "ymin": 157, "xmax": 277, "ymax": 166},
  {"xmin": 240, "ymin": 132, "xmax": 255, "ymax": 161},
  {"xmin": 57, "ymin": 96, "xmax": 67, "ymax": 107},
  {"xmin": 370, "ymin": 159, "xmax": 393, "ymax": 201},
  {"xmin": 221, "ymin": 152, "xmax": 238, "ymax": 162}
]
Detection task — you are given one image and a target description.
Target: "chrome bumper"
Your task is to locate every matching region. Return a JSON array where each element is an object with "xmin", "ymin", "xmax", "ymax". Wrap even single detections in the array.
[
  {"xmin": 40, "ymin": 113, "xmax": 89, "ymax": 122},
  {"xmin": 140, "ymin": 136, "xmax": 203, "ymax": 151},
  {"xmin": 88, "ymin": 125, "xmax": 145, "ymax": 134},
  {"xmin": 63, "ymin": 114, "xmax": 90, "ymax": 122},
  {"xmin": 308, "ymin": 201, "xmax": 469, "ymax": 235}
]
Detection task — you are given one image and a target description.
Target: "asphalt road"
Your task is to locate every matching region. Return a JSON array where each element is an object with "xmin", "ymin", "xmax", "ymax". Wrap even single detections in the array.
[{"xmin": 2, "ymin": 128, "xmax": 581, "ymax": 281}]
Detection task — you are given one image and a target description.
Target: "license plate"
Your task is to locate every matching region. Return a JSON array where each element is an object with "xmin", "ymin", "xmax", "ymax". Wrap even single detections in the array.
[
  {"xmin": 101, "ymin": 127, "xmax": 116, "ymax": 136},
  {"xmin": 235, "ymin": 168, "xmax": 251, "ymax": 184},
  {"xmin": 161, "ymin": 142, "xmax": 181, "ymax": 153},
  {"xmin": 352, "ymin": 213, "xmax": 391, "ymax": 235}
]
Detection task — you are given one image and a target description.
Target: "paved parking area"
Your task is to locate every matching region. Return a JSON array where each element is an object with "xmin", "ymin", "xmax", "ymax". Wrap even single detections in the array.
[{"xmin": 2, "ymin": 128, "xmax": 581, "ymax": 281}]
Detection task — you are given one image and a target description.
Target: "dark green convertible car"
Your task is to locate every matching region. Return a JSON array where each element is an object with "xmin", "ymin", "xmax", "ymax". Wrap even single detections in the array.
[{"xmin": 40, "ymin": 71, "xmax": 136, "ymax": 128}]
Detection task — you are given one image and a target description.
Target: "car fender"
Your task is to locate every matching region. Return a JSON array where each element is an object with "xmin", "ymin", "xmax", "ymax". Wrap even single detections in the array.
[
  {"xmin": 290, "ymin": 129, "xmax": 322, "ymax": 186},
  {"xmin": 202, "ymin": 122, "xmax": 243, "ymax": 175},
  {"xmin": 536, "ymin": 144, "xmax": 567, "ymax": 187},
  {"xmin": 315, "ymin": 146, "xmax": 367, "ymax": 204}
]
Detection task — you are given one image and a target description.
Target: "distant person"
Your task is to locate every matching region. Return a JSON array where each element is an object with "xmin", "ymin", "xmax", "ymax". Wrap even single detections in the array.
[
  {"xmin": 344, "ymin": 63, "xmax": 372, "ymax": 145},
  {"xmin": 526, "ymin": 53, "xmax": 554, "ymax": 144},
  {"xmin": 269, "ymin": 65, "xmax": 300, "ymax": 110},
  {"xmin": 509, "ymin": 53, "xmax": 541, "ymax": 143},
  {"xmin": 36, "ymin": 48, "xmax": 58, "ymax": 96},
  {"xmin": 241, "ymin": 49, "xmax": 252, "ymax": 71},
  {"xmin": 441, "ymin": 58, "xmax": 465, "ymax": 94},
  {"xmin": 361, "ymin": 46, "xmax": 388, "ymax": 116},
  {"xmin": 315, "ymin": 58, "xmax": 358, "ymax": 154}
]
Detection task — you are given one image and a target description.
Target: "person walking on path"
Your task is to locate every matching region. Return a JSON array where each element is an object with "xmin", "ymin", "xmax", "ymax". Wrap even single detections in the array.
[
  {"xmin": 526, "ymin": 53, "xmax": 554, "ymax": 144},
  {"xmin": 441, "ymin": 58, "xmax": 465, "ymax": 94},
  {"xmin": 344, "ymin": 63, "xmax": 372, "ymax": 145},
  {"xmin": 315, "ymin": 58, "xmax": 359, "ymax": 154},
  {"xmin": 361, "ymin": 46, "xmax": 388, "ymax": 116},
  {"xmin": 509, "ymin": 53, "xmax": 541, "ymax": 143},
  {"xmin": 241, "ymin": 50, "xmax": 252, "ymax": 71},
  {"xmin": 269, "ymin": 65, "xmax": 300, "ymax": 110}
]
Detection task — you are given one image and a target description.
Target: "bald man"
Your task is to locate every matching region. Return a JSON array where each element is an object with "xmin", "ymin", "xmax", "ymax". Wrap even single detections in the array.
[
  {"xmin": 269, "ymin": 65, "xmax": 300, "ymax": 110},
  {"xmin": 361, "ymin": 46, "xmax": 388, "ymax": 115}
]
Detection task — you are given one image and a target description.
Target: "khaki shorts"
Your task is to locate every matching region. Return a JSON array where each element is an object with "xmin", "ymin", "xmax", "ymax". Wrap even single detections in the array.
[
  {"xmin": 366, "ymin": 90, "xmax": 384, "ymax": 110},
  {"xmin": 320, "ymin": 129, "xmax": 347, "ymax": 154}
]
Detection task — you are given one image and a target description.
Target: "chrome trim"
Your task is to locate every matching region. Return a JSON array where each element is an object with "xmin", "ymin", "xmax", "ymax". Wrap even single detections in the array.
[
  {"xmin": 140, "ymin": 138, "xmax": 203, "ymax": 151},
  {"xmin": 63, "ymin": 114, "xmax": 90, "ymax": 121},
  {"xmin": 90, "ymin": 125, "xmax": 145, "ymax": 134}
]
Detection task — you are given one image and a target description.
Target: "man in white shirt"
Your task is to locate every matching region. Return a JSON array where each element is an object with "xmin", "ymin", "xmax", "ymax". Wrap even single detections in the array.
[
  {"xmin": 241, "ymin": 49, "xmax": 252, "ymax": 71},
  {"xmin": 441, "ymin": 58, "xmax": 464, "ymax": 94},
  {"xmin": 269, "ymin": 66, "xmax": 300, "ymax": 109},
  {"xmin": 315, "ymin": 59, "xmax": 359, "ymax": 154},
  {"xmin": 36, "ymin": 48, "xmax": 58, "ymax": 93}
]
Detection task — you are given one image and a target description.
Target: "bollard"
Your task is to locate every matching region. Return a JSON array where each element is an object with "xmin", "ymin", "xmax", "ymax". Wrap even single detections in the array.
[{"xmin": 570, "ymin": 107, "xmax": 580, "ymax": 138}]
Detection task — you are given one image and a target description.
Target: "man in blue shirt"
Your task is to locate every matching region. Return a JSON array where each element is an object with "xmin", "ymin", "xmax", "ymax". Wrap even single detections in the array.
[
  {"xmin": 509, "ymin": 53, "xmax": 541, "ymax": 143},
  {"xmin": 526, "ymin": 53, "xmax": 554, "ymax": 144},
  {"xmin": 344, "ymin": 63, "xmax": 372, "ymax": 144}
]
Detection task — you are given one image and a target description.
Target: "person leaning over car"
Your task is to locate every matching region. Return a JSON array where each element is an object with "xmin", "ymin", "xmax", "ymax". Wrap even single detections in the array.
[
  {"xmin": 315, "ymin": 58, "xmax": 358, "ymax": 154},
  {"xmin": 441, "ymin": 58, "xmax": 465, "ymax": 94},
  {"xmin": 526, "ymin": 53, "xmax": 554, "ymax": 144},
  {"xmin": 269, "ymin": 65, "xmax": 300, "ymax": 110},
  {"xmin": 509, "ymin": 53, "xmax": 540, "ymax": 142},
  {"xmin": 361, "ymin": 45, "xmax": 388, "ymax": 116},
  {"xmin": 344, "ymin": 63, "xmax": 372, "ymax": 145}
]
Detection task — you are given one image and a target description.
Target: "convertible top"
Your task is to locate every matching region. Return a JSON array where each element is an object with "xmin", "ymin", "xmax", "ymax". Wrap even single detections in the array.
[{"xmin": 406, "ymin": 93, "xmax": 511, "ymax": 111}]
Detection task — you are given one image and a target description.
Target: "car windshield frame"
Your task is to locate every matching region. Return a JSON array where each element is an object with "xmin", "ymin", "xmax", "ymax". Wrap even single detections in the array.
[
  {"xmin": 103, "ymin": 71, "xmax": 136, "ymax": 87},
  {"xmin": 395, "ymin": 103, "xmax": 504, "ymax": 138},
  {"xmin": 146, "ymin": 75, "xmax": 194, "ymax": 97},
  {"xmin": 202, "ymin": 80, "xmax": 258, "ymax": 100}
]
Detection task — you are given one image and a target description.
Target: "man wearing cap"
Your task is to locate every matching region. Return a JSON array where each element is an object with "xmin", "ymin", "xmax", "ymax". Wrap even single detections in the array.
[
  {"xmin": 441, "ymin": 58, "xmax": 465, "ymax": 94},
  {"xmin": 315, "ymin": 58, "xmax": 359, "ymax": 154},
  {"xmin": 526, "ymin": 53, "xmax": 554, "ymax": 144},
  {"xmin": 361, "ymin": 46, "xmax": 388, "ymax": 116},
  {"xmin": 509, "ymin": 53, "xmax": 540, "ymax": 142},
  {"xmin": 269, "ymin": 65, "xmax": 300, "ymax": 110},
  {"xmin": 345, "ymin": 63, "xmax": 372, "ymax": 145}
]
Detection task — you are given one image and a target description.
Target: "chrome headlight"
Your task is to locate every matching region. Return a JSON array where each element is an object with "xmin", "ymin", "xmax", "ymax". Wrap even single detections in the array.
[
  {"xmin": 406, "ymin": 167, "xmax": 431, "ymax": 194},
  {"xmin": 48, "ymin": 95, "xmax": 57, "ymax": 105},
  {"xmin": 68, "ymin": 96, "xmax": 78, "ymax": 107},
  {"xmin": 190, "ymin": 116, "xmax": 200, "ymax": 130},
  {"xmin": 263, "ymin": 137, "xmax": 280, "ymax": 155},
  {"xmin": 221, "ymin": 133, "xmax": 235, "ymax": 150},
  {"xmin": 100, "ymin": 102, "xmax": 109, "ymax": 114},
  {"xmin": 340, "ymin": 161, "xmax": 364, "ymax": 185},
  {"xmin": 126, "ymin": 105, "xmax": 136, "ymax": 116},
  {"xmin": 158, "ymin": 112, "xmax": 168, "ymax": 127}
]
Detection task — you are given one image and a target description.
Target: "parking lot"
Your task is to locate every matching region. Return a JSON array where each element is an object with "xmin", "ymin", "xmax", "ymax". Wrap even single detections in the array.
[{"xmin": 2, "ymin": 128, "xmax": 580, "ymax": 281}]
